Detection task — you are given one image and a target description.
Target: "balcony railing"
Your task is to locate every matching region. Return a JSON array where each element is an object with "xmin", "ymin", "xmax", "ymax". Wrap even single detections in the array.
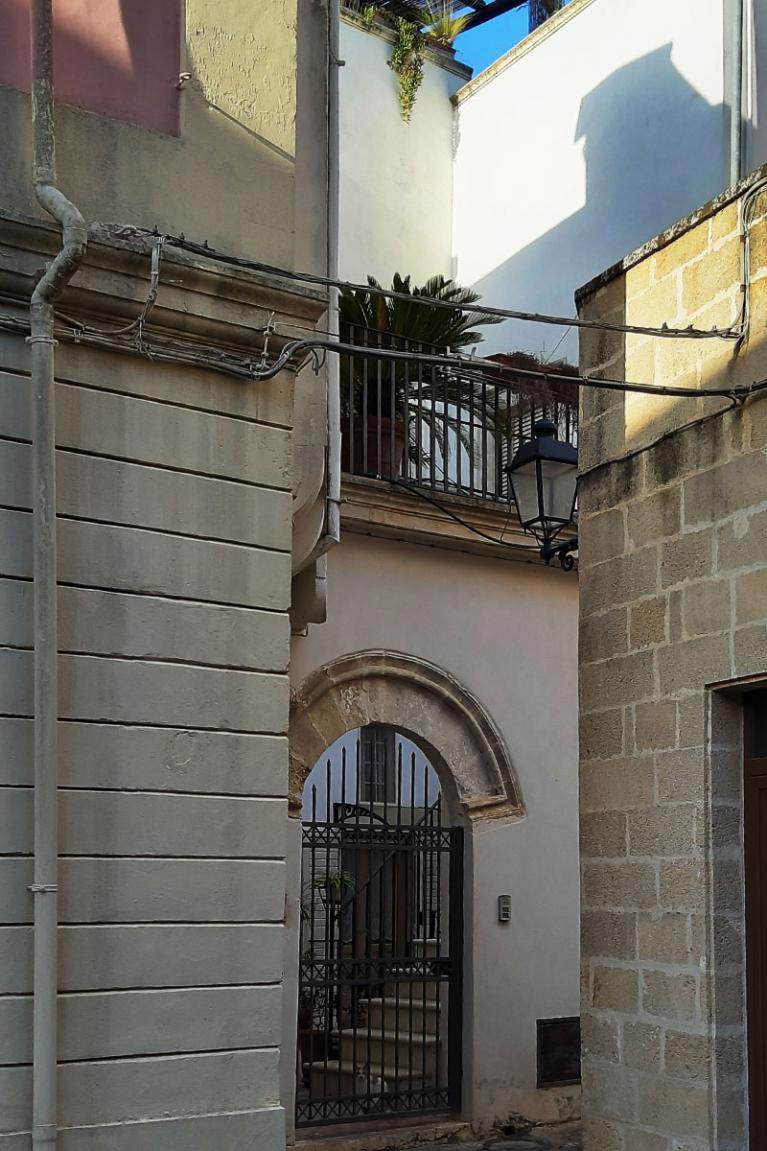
[
  {"xmin": 343, "ymin": 0, "xmax": 566, "ymax": 33},
  {"xmin": 340, "ymin": 330, "xmax": 578, "ymax": 504}
]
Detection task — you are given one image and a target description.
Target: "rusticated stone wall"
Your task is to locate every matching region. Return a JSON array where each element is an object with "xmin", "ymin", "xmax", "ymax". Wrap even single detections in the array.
[
  {"xmin": 0, "ymin": 217, "xmax": 325, "ymax": 1150},
  {"xmin": 576, "ymin": 169, "xmax": 767, "ymax": 1151}
]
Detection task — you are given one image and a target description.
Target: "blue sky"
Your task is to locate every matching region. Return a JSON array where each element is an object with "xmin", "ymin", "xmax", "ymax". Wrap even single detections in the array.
[
  {"xmin": 453, "ymin": 2, "xmax": 572, "ymax": 76},
  {"xmin": 454, "ymin": 6, "xmax": 531, "ymax": 74}
]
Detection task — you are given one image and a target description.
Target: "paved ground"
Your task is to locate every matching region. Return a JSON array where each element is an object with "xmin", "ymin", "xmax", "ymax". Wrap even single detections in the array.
[{"xmin": 403, "ymin": 1122, "xmax": 582, "ymax": 1151}]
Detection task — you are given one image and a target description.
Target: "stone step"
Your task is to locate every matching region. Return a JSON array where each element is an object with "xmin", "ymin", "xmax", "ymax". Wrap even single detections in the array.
[
  {"xmin": 306, "ymin": 1059, "xmax": 427, "ymax": 1099},
  {"xmin": 410, "ymin": 937, "xmax": 439, "ymax": 957},
  {"xmin": 363, "ymin": 995, "xmax": 439, "ymax": 1036},
  {"xmin": 339, "ymin": 1027, "xmax": 438, "ymax": 1078},
  {"xmin": 384, "ymin": 981, "xmax": 439, "ymax": 1001}
]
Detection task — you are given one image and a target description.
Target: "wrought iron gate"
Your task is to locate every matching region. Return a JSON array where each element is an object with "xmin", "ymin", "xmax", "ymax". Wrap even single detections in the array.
[{"xmin": 296, "ymin": 734, "xmax": 463, "ymax": 1127}]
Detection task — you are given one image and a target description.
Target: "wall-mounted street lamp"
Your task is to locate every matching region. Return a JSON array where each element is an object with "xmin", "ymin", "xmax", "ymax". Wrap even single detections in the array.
[{"xmin": 505, "ymin": 418, "xmax": 579, "ymax": 570}]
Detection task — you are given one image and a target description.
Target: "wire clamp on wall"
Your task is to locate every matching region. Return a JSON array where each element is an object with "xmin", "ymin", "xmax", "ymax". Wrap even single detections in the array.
[{"xmin": 259, "ymin": 310, "xmax": 276, "ymax": 372}]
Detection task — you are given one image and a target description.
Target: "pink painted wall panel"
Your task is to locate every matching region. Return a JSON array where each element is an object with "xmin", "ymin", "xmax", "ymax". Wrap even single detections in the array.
[{"xmin": 0, "ymin": 0, "xmax": 181, "ymax": 134}]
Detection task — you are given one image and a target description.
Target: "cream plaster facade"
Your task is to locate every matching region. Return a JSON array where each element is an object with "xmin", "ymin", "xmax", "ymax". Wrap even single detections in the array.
[
  {"xmin": 289, "ymin": 519, "xmax": 581, "ymax": 1131},
  {"xmin": 289, "ymin": 9, "xmax": 586, "ymax": 1134},
  {"xmin": 338, "ymin": 13, "xmax": 467, "ymax": 285}
]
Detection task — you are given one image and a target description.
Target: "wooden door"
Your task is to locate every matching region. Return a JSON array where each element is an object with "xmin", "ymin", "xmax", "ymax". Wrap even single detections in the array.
[{"xmin": 745, "ymin": 690, "xmax": 767, "ymax": 1147}]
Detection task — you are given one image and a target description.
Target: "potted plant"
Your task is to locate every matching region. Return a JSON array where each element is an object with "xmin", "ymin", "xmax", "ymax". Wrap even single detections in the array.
[
  {"xmin": 339, "ymin": 273, "xmax": 503, "ymax": 478},
  {"xmin": 312, "ymin": 869, "xmax": 356, "ymax": 910},
  {"xmin": 297, "ymin": 871, "xmax": 355, "ymax": 1085},
  {"xmin": 420, "ymin": 1, "xmax": 473, "ymax": 48},
  {"xmin": 297, "ymin": 983, "xmax": 330, "ymax": 1087}
]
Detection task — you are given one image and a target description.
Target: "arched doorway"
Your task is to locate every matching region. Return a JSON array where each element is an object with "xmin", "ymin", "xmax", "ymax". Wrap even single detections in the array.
[
  {"xmin": 296, "ymin": 725, "xmax": 463, "ymax": 1128},
  {"xmin": 287, "ymin": 652, "xmax": 524, "ymax": 1132}
]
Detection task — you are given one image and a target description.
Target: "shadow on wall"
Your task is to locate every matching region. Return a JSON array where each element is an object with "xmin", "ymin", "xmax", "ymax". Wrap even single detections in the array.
[
  {"xmin": 0, "ymin": 0, "xmax": 181, "ymax": 133},
  {"xmin": 0, "ymin": 0, "xmax": 298, "ymax": 258},
  {"xmin": 468, "ymin": 43, "xmax": 727, "ymax": 359}
]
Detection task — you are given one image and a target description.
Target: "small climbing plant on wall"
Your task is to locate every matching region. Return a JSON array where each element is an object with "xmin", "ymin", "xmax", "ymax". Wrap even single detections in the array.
[
  {"xmin": 379, "ymin": 1, "xmax": 470, "ymax": 123},
  {"xmin": 388, "ymin": 17, "xmax": 425, "ymax": 122}
]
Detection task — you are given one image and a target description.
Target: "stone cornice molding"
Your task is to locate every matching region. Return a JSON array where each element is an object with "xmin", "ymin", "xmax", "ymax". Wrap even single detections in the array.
[
  {"xmin": 340, "ymin": 475, "xmax": 547, "ymax": 563},
  {"xmin": 289, "ymin": 649, "xmax": 523, "ymax": 822},
  {"xmin": 0, "ymin": 211, "xmax": 327, "ymax": 355}
]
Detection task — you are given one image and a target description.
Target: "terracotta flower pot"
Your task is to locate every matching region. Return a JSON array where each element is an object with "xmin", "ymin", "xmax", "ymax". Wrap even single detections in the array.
[{"xmin": 342, "ymin": 415, "xmax": 407, "ymax": 478}]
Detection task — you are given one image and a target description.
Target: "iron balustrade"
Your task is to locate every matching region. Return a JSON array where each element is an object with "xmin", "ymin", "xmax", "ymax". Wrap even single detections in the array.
[
  {"xmin": 340, "ymin": 328, "xmax": 578, "ymax": 503},
  {"xmin": 342, "ymin": 0, "xmax": 565, "ymax": 29}
]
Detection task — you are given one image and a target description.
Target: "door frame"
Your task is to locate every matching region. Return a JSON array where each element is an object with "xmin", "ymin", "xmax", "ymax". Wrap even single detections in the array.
[{"xmin": 745, "ymin": 689, "xmax": 767, "ymax": 1148}]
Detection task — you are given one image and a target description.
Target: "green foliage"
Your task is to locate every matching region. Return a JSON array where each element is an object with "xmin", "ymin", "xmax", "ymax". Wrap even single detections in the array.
[
  {"xmin": 388, "ymin": 17, "xmax": 425, "ymax": 122},
  {"xmin": 300, "ymin": 870, "xmax": 356, "ymax": 921},
  {"xmin": 340, "ymin": 272, "xmax": 503, "ymax": 350},
  {"xmin": 339, "ymin": 275, "xmax": 504, "ymax": 477},
  {"xmin": 360, "ymin": 3, "xmax": 377, "ymax": 28},
  {"xmin": 420, "ymin": 0, "xmax": 473, "ymax": 45},
  {"xmin": 377, "ymin": 1, "xmax": 472, "ymax": 120},
  {"xmin": 313, "ymin": 870, "xmax": 356, "ymax": 895}
]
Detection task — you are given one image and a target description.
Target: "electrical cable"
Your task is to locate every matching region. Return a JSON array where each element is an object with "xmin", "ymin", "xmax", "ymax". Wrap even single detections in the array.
[
  {"xmin": 275, "ymin": 316, "xmax": 494, "ymax": 353},
  {"xmin": 6, "ymin": 177, "xmax": 767, "ymax": 403},
  {"xmin": 386, "ymin": 477, "xmax": 542, "ymax": 552},
  {"xmin": 55, "ymin": 235, "xmax": 165, "ymax": 339},
  {"xmin": 78, "ymin": 177, "xmax": 767, "ymax": 395},
  {"xmin": 108, "ymin": 224, "xmax": 744, "ymax": 342},
  {"xmin": 543, "ymin": 325, "xmax": 571, "ymax": 364},
  {"xmin": 252, "ymin": 334, "xmax": 767, "ymax": 403},
  {"xmin": 735, "ymin": 175, "xmax": 767, "ymax": 347},
  {"xmin": 3, "ymin": 306, "xmax": 767, "ymax": 407},
  {"xmin": 578, "ymin": 395, "xmax": 743, "ymax": 480}
]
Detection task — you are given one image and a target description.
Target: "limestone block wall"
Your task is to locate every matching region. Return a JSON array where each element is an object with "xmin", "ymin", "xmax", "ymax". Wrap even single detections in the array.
[
  {"xmin": 577, "ymin": 170, "xmax": 767, "ymax": 1151},
  {"xmin": 0, "ymin": 219, "xmax": 325, "ymax": 1149}
]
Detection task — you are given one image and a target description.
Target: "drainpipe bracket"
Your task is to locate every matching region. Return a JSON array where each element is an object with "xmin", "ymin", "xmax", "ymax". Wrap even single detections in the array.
[
  {"xmin": 28, "ymin": 884, "xmax": 58, "ymax": 893},
  {"xmin": 31, "ymin": 1125, "xmax": 58, "ymax": 1142}
]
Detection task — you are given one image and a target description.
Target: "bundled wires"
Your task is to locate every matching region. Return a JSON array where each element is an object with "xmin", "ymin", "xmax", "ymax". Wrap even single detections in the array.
[{"xmin": 2, "ymin": 176, "xmax": 767, "ymax": 409}]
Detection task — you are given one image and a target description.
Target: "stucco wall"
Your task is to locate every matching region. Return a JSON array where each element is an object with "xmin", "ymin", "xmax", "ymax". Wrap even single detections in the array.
[
  {"xmin": 452, "ymin": 0, "xmax": 744, "ymax": 360},
  {"xmin": 576, "ymin": 174, "xmax": 767, "ymax": 1150},
  {"xmin": 0, "ymin": 0, "xmax": 182, "ymax": 134},
  {"xmin": 338, "ymin": 18, "xmax": 465, "ymax": 285},
  {"xmin": 290, "ymin": 531, "xmax": 580, "ymax": 1126},
  {"xmin": 0, "ymin": 0, "xmax": 299, "ymax": 262}
]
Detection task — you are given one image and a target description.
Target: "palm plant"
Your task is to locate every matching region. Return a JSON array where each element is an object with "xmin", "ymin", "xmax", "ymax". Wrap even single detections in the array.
[
  {"xmin": 340, "ymin": 274, "xmax": 504, "ymax": 479},
  {"xmin": 420, "ymin": 0, "xmax": 473, "ymax": 45},
  {"xmin": 340, "ymin": 273, "xmax": 501, "ymax": 351}
]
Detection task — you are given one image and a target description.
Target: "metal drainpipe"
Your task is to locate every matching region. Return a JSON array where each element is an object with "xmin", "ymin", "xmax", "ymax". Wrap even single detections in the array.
[
  {"xmin": 28, "ymin": 3, "xmax": 88, "ymax": 1149},
  {"xmin": 730, "ymin": 0, "xmax": 745, "ymax": 186},
  {"xmin": 324, "ymin": 0, "xmax": 342, "ymax": 547}
]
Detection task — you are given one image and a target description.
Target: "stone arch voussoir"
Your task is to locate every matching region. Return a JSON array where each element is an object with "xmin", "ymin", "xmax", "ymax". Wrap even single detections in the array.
[{"xmin": 289, "ymin": 650, "xmax": 523, "ymax": 822}]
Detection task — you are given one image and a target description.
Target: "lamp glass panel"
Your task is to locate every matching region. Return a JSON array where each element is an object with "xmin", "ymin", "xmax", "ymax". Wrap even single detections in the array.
[
  {"xmin": 541, "ymin": 459, "xmax": 577, "ymax": 525},
  {"xmin": 510, "ymin": 463, "xmax": 541, "ymax": 527}
]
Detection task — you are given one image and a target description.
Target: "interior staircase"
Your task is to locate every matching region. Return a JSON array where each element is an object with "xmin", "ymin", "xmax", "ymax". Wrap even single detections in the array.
[{"xmin": 306, "ymin": 939, "xmax": 443, "ymax": 1104}]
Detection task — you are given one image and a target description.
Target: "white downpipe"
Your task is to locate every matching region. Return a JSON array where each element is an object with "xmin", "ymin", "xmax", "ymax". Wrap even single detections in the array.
[
  {"xmin": 731, "ymin": 0, "xmax": 745, "ymax": 185},
  {"xmin": 325, "ymin": 0, "xmax": 342, "ymax": 547},
  {"xmin": 28, "ymin": 3, "xmax": 88, "ymax": 1149}
]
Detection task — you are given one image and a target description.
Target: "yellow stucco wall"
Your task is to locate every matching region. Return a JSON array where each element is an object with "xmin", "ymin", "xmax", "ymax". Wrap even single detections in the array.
[{"xmin": 0, "ymin": 0, "xmax": 299, "ymax": 262}]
